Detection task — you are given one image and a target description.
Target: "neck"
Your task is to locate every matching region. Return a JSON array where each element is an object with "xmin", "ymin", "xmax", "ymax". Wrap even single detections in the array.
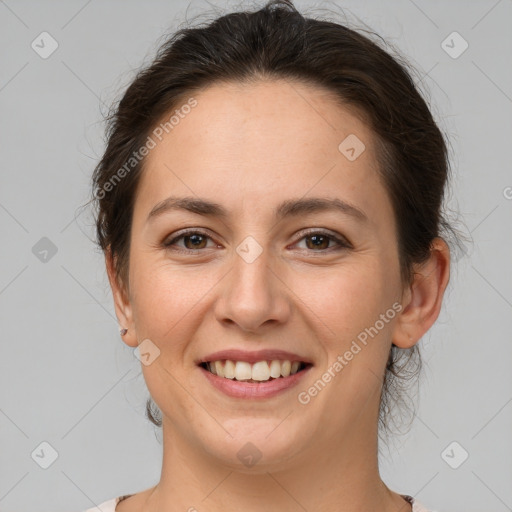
[{"xmin": 142, "ymin": 404, "xmax": 411, "ymax": 512}]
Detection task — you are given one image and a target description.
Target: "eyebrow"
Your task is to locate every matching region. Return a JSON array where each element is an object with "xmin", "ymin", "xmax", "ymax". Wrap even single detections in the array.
[{"xmin": 146, "ymin": 195, "xmax": 368, "ymax": 224}]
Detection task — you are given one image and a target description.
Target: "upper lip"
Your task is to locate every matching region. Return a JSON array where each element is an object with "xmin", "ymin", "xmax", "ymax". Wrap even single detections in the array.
[{"xmin": 197, "ymin": 349, "xmax": 313, "ymax": 365}]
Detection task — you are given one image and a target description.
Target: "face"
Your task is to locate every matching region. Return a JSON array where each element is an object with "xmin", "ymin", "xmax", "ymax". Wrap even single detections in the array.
[{"xmin": 114, "ymin": 79, "xmax": 408, "ymax": 470}]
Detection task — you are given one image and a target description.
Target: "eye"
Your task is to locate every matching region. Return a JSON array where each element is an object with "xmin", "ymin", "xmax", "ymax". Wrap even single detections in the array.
[
  {"xmin": 162, "ymin": 229, "xmax": 219, "ymax": 252},
  {"xmin": 163, "ymin": 228, "xmax": 351, "ymax": 253},
  {"xmin": 292, "ymin": 230, "xmax": 352, "ymax": 252}
]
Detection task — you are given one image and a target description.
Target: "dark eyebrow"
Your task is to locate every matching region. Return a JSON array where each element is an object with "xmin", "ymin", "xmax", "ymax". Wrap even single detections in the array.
[{"xmin": 146, "ymin": 196, "xmax": 368, "ymax": 223}]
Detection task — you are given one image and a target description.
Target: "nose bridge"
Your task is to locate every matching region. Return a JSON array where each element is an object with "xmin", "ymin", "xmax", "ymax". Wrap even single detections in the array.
[
  {"xmin": 216, "ymin": 236, "xmax": 289, "ymax": 331},
  {"xmin": 233, "ymin": 241, "xmax": 272, "ymax": 296}
]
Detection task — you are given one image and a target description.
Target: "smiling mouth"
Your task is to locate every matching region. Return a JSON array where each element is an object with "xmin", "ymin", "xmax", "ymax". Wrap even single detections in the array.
[{"xmin": 199, "ymin": 360, "xmax": 311, "ymax": 383}]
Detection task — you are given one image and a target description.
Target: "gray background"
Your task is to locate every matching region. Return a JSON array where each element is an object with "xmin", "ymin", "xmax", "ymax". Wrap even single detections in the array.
[{"xmin": 0, "ymin": 0, "xmax": 511, "ymax": 511}]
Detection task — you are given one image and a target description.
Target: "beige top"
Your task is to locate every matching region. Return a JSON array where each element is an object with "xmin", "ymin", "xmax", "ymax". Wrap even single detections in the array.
[{"xmin": 83, "ymin": 493, "xmax": 435, "ymax": 511}]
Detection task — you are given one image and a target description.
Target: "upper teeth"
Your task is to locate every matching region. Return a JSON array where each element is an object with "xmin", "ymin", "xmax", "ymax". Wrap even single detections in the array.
[{"xmin": 207, "ymin": 360, "xmax": 303, "ymax": 381}]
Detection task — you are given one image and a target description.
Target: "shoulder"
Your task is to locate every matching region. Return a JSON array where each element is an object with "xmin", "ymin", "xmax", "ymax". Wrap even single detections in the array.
[{"xmin": 84, "ymin": 493, "xmax": 438, "ymax": 512}]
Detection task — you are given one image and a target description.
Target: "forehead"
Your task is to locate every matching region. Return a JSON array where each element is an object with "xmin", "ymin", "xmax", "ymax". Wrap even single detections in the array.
[
  {"xmin": 156, "ymin": 78, "xmax": 374, "ymax": 160},
  {"xmin": 134, "ymin": 79, "xmax": 392, "ymax": 227}
]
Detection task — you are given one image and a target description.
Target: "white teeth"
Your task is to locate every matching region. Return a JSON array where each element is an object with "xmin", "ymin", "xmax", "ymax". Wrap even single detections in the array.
[
  {"xmin": 204, "ymin": 359, "xmax": 306, "ymax": 381},
  {"xmin": 235, "ymin": 361, "xmax": 252, "ymax": 380},
  {"xmin": 214, "ymin": 360, "xmax": 224, "ymax": 378},
  {"xmin": 280, "ymin": 360, "xmax": 291, "ymax": 377},
  {"xmin": 269, "ymin": 360, "xmax": 282, "ymax": 378},
  {"xmin": 251, "ymin": 361, "xmax": 270, "ymax": 381},
  {"xmin": 223, "ymin": 360, "xmax": 236, "ymax": 379}
]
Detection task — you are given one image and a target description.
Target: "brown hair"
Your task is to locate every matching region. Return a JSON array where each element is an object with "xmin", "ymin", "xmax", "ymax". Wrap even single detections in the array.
[{"xmin": 91, "ymin": 0, "xmax": 463, "ymax": 440}]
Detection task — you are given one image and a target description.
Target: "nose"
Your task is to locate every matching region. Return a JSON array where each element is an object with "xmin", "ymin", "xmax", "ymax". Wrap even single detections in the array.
[{"xmin": 214, "ymin": 246, "xmax": 291, "ymax": 334}]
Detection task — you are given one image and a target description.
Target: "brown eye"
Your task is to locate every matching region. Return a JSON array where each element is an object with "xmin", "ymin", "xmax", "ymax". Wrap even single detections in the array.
[
  {"xmin": 181, "ymin": 233, "xmax": 208, "ymax": 250},
  {"xmin": 163, "ymin": 230, "xmax": 215, "ymax": 251},
  {"xmin": 294, "ymin": 230, "xmax": 351, "ymax": 252},
  {"xmin": 304, "ymin": 233, "xmax": 331, "ymax": 250}
]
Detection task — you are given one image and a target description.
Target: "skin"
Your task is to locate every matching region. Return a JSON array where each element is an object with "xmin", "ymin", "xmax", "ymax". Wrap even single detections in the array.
[{"xmin": 107, "ymin": 79, "xmax": 450, "ymax": 512}]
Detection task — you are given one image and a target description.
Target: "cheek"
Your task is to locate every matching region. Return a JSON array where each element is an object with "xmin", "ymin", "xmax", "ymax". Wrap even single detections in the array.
[
  {"xmin": 304, "ymin": 263, "xmax": 400, "ymax": 409},
  {"xmin": 128, "ymin": 256, "xmax": 207, "ymax": 350},
  {"xmin": 296, "ymin": 261, "xmax": 394, "ymax": 347},
  {"xmin": 130, "ymin": 260, "xmax": 211, "ymax": 414}
]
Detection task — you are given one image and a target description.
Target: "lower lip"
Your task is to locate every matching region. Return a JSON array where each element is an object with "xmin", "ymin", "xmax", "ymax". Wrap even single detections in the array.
[{"xmin": 199, "ymin": 364, "xmax": 312, "ymax": 399}]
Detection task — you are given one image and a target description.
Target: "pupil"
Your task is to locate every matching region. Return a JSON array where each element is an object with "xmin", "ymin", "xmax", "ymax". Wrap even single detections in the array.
[
  {"xmin": 187, "ymin": 234, "xmax": 205, "ymax": 248},
  {"xmin": 308, "ymin": 234, "xmax": 328, "ymax": 249}
]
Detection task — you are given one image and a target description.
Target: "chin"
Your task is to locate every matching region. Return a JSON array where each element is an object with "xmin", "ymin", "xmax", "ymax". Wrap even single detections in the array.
[{"xmin": 197, "ymin": 417, "xmax": 307, "ymax": 472}]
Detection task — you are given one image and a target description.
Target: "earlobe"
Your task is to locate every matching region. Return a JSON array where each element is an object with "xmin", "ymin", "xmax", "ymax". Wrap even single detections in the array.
[
  {"xmin": 105, "ymin": 249, "xmax": 138, "ymax": 347},
  {"xmin": 391, "ymin": 238, "xmax": 450, "ymax": 349}
]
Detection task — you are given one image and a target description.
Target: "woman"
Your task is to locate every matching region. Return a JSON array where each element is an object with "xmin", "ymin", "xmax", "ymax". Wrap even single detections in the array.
[{"xmin": 87, "ymin": 1, "xmax": 455, "ymax": 510}]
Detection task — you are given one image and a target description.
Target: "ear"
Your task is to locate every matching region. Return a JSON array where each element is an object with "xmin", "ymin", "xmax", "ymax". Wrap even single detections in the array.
[
  {"xmin": 392, "ymin": 237, "xmax": 450, "ymax": 348},
  {"xmin": 105, "ymin": 248, "xmax": 138, "ymax": 347}
]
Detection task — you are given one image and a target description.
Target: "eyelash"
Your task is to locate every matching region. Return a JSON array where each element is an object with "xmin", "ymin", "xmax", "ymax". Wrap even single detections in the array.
[{"xmin": 162, "ymin": 228, "xmax": 352, "ymax": 254}]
